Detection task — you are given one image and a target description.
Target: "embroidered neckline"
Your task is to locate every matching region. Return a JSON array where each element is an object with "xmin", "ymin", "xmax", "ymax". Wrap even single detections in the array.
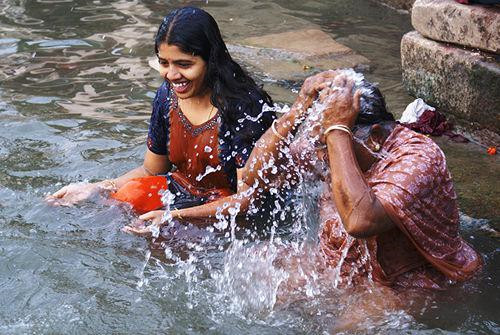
[{"xmin": 170, "ymin": 87, "xmax": 220, "ymax": 137}]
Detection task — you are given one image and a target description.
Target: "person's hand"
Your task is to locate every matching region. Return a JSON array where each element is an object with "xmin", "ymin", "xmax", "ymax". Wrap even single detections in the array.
[
  {"xmin": 294, "ymin": 70, "xmax": 339, "ymax": 111},
  {"xmin": 319, "ymin": 76, "xmax": 361, "ymax": 130},
  {"xmin": 122, "ymin": 209, "xmax": 183, "ymax": 237},
  {"xmin": 121, "ymin": 210, "xmax": 165, "ymax": 237},
  {"xmin": 45, "ymin": 182, "xmax": 101, "ymax": 206}
]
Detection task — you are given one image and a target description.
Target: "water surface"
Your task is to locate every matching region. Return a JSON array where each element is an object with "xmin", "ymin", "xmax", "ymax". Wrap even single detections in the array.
[{"xmin": 0, "ymin": 0, "xmax": 498, "ymax": 334}]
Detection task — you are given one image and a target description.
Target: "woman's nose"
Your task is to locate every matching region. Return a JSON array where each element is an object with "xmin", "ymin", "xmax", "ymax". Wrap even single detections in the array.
[{"xmin": 165, "ymin": 66, "xmax": 181, "ymax": 81}]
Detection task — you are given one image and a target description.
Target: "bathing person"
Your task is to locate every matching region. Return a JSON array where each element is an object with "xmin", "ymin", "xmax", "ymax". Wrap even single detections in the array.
[
  {"xmin": 129, "ymin": 70, "xmax": 482, "ymax": 289},
  {"xmin": 306, "ymin": 74, "xmax": 481, "ymax": 288},
  {"xmin": 47, "ymin": 7, "xmax": 275, "ymax": 214},
  {"xmin": 247, "ymin": 72, "xmax": 482, "ymax": 288}
]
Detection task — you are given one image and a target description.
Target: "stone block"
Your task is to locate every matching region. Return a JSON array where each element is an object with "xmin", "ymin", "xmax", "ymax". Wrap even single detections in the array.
[
  {"xmin": 401, "ymin": 31, "xmax": 500, "ymax": 133},
  {"xmin": 227, "ymin": 29, "xmax": 370, "ymax": 81},
  {"xmin": 412, "ymin": 0, "xmax": 500, "ymax": 54}
]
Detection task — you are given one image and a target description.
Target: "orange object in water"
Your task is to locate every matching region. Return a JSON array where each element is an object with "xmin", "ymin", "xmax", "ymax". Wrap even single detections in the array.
[
  {"xmin": 110, "ymin": 176, "xmax": 168, "ymax": 214},
  {"xmin": 487, "ymin": 146, "xmax": 497, "ymax": 155}
]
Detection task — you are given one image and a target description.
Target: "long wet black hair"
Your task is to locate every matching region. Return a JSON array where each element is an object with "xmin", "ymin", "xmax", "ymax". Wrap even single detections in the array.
[{"xmin": 154, "ymin": 6, "xmax": 273, "ymax": 118}]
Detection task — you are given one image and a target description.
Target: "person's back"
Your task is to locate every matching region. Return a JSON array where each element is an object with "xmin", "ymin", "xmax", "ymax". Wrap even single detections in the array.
[{"xmin": 319, "ymin": 124, "xmax": 482, "ymax": 289}]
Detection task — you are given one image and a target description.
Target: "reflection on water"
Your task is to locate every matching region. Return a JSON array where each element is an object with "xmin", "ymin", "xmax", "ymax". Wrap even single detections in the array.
[{"xmin": 0, "ymin": 0, "xmax": 498, "ymax": 334}]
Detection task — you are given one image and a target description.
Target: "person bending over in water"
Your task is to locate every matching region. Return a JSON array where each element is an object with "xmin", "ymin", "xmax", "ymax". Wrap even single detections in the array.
[
  {"xmin": 129, "ymin": 70, "xmax": 482, "ymax": 289},
  {"xmin": 47, "ymin": 7, "xmax": 275, "ymax": 214}
]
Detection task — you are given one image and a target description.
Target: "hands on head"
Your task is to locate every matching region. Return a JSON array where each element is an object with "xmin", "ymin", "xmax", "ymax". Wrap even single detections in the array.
[
  {"xmin": 294, "ymin": 70, "xmax": 361, "ymax": 138},
  {"xmin": 318, "ymin": 74, "xmax": 362, "ymax": 131},
  {"xmin": 294, "ymin": 70, "xmax": 339, "ymax": 116},
  {"xmin": 295, "ymin": 70, "xmax": 362, "ymax": 132}
]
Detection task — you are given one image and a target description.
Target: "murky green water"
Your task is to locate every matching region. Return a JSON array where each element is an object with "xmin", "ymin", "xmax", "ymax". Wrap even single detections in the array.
[{"xmin": 0, "ymin": 0, "xmax": 498, "ymax": 334}]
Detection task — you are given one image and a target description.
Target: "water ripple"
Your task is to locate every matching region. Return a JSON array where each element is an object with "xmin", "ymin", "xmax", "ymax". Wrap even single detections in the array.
[{"xmin": 80, "ymin": 13, "xmax": 125, "ymax": 22}]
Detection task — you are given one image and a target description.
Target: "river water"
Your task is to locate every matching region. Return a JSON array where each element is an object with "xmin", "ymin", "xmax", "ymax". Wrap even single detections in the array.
[{"xmin": 0, "ymin": 0, "xmax": 498, "ymax": 334}]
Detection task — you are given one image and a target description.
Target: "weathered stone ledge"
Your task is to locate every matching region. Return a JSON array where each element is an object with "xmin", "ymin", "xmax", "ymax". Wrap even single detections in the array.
[
  {"xmin": 412, "ymin": 0, "xmax": 500, "ymax": 54},
  {"xmin": 229, "ymin": 29, "xmax": 370, "ymax": 81},
  {"xmin": 376, "ymin": 0, "xmax": 415, "ymax": 11},
  {"xmin": 401, "ymin": 31, "xmax": 500, "ymax": 134}
]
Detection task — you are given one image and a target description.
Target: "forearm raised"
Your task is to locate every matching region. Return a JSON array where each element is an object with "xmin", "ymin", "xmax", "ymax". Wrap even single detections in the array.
[
  {"xmin": 242, "ymin": 102, "xmax": 305, "ymax": 187},
  {"xmin": 326, "ymin": 132, "xmax": 392, "ymax": 237}
]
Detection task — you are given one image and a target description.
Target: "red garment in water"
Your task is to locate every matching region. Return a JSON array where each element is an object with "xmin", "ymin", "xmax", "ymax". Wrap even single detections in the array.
[
  {"xmin": 319, "ymin": 125, "xmax": 482, "ymax": 289},
  {"xmin": 111, "ymin": 176, "xmax": 168, "ymax": 214},
  {"xmin": 112, "ymin": 98, "xmax": 233, "ymax": 214}
]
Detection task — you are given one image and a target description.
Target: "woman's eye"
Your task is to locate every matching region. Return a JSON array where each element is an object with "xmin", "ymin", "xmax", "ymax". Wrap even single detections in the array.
[{"xmin": 178, "ymin": 63, "xmax": 191, "ymax": 68}]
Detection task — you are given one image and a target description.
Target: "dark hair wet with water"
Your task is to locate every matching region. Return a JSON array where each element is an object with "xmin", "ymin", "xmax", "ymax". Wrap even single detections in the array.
[
  {"xmin": 154, "ymin": 7, "xmax": 273, "ymax": 120},
  {"xmin": 355, "ymin": 81, "xmax": 395, "ymax": 126}
]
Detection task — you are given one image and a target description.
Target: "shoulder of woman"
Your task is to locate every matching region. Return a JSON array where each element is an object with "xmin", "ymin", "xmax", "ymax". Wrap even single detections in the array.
[
  {"xmin": 386, "ymin": 125, "xmax": 446, "ymax": 163},
  {"xmin": 152, "ymin": 81, "xmax": 174, "ymax": 111},
  {"xmin": 228, "ymin": 89, "xmax": 265, "ymax": 112},
  {"xmin": 155, "ymin": 81, "xmax": 171, "ymax": 99}
]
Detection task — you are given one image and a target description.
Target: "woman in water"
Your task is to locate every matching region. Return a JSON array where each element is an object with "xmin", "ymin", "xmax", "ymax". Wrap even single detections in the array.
[
  {"xmin": 47, "ymin": 7, "xmax": 275, "ymax": 214},
  {"xmin": 128, "ymin": 70, "xmax": 482, "ymax": 289}
]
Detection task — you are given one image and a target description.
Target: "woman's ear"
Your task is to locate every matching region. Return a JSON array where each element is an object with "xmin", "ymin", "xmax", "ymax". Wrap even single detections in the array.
[{"xmin": 369, "ymin": 124, "xmax": 384, "ymax": 151}]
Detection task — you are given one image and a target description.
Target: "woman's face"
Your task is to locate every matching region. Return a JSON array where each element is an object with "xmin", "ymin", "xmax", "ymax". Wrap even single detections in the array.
[{"xmin": 157, "ymin": 43, "xmax": 208, "ymax": 99}]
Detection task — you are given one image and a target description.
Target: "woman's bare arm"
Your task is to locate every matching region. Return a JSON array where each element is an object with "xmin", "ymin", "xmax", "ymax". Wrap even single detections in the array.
[
  {"xmin": 106, "ymin": 149, "xmax": 171, "ymax": 189},
  {"xmin": 242, "ymin": 71, "xmax": 338, "ymax": 188},
  {"xmin": 47, "ymin": 148, "xmax": 170, "ymax": 205},
  {"xmin": 321, "ymin": 80, "xmax": 393, "ymax": 238}
]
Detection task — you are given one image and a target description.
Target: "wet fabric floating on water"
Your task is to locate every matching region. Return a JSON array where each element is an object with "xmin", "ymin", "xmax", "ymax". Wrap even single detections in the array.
[{"xmin": 399, "ymin": 99, "xmax": 469, "ymax": 143}]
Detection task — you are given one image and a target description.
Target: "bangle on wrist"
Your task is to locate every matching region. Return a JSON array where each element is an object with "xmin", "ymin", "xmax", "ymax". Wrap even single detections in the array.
[
  {"xmin": 271, "ymin": 120, "xmax": 287, "ymax": 141},
  {"xmin": 142, "ymin": 165, "xmax": 155, "ymax": 176},
  {"xmin": 324, "ymin": 124, "xmax": 353, "ymax": 138}
]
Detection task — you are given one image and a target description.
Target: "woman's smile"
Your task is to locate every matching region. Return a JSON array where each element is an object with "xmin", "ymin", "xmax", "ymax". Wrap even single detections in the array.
[{"xmin": 171, "ymin": 80, "xmax": 192, "ymax": 94}]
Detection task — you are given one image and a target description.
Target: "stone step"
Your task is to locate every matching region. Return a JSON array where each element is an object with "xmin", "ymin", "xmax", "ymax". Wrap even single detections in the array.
[
  {"xmin": 228, "ymin": 29, "xmax": 370, "ymax": 81},
  {"xmin": 412, "ymin": 0, "xmax": 500, "ymax": 54},
  {"xmin": 401, "ymin": 31, "xmax": 500, "ymax": 133},
  {"xmin": 378, "ymin": 0, "xmax": 415, "ymax": 11}
]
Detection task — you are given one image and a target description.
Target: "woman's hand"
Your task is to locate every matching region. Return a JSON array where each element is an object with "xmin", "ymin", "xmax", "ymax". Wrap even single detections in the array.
[
  {"xmin": 45, "ymin": 182, "xmax": 102, "ymax": 206},
  {"xmin": 319, "ymin": 76, "xmax": 361, "ymax": 130},
  {"xmin": 293, "ymin": 70, "xmax": 339, "ymax": 116},
  {"xmin": 122, "ymin": 209, "xmax": 182, "ymax": 237},
  {"xmin": 121, "ymin": 210, "xmax": 165, "ymax": 237}
]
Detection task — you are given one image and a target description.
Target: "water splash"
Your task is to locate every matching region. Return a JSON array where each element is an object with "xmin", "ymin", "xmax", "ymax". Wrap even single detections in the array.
[
  {"xmin": 195, "ymin": 165, "xmax": 222, "ymax": 182},
  {"xmin": 141, "ymin": 69, "xmax": 400, "ymax": 326}
]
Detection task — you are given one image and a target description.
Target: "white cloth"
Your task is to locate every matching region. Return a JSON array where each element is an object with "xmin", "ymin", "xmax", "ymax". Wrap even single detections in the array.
[{"xmin": 399, "ymin": 98, "xmax": 435, "ymax": 124}]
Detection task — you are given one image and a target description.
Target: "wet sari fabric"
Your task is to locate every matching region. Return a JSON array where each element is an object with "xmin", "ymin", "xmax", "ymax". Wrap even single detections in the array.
[{"xmin": 320, "ymin": 125, "xmax": 482, "ymax": 289}]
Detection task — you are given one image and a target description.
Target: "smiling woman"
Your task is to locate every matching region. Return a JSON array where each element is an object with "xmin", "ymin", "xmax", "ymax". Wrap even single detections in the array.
[{"xmin": 47, "ymin": 6, "xmax": 275, "ymax": 226}]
